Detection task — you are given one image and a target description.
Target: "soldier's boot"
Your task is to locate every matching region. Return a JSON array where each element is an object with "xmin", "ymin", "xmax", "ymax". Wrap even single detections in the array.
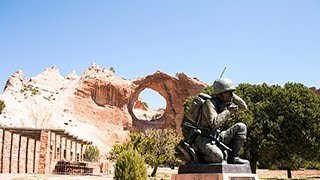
[{"xmin": 227, "ymin": 138, "xmax": 249, "ymax": 164}]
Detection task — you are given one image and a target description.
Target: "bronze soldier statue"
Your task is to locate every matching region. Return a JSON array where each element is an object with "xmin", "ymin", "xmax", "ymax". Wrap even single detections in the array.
[{"xmin": 184, "ymin": 77, "xmax": 249, "ymax": 164}]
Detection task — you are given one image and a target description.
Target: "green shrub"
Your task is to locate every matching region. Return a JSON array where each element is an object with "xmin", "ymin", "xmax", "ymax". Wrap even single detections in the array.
[
  {"xmin": 83, "ymin": 145, "xmax": 100, "ymax": 162},
  {"xmin": 107, "ymin": 132, "xmax": 144, "ymax": 162},
  {"xmin": 0, "ymin": 100, "xmax": 5, "ymax": 114},
  {"xmin": 114, "ymin": 149, "xmax": 147, "ymax": 180},
  {"xmin": 142, "ymin": 101, "xmax": 149, "ymax": 108},
  {"xmin": 31, "ymin": 88, "xmax": 40, "ymax": 95},
  {"xmin": 109, "ymin": 67, "xmax": 116, "ymax": 73},
  {"xmin": 303, "ymin": 160, "xmax": 320, "ymax": 169}
]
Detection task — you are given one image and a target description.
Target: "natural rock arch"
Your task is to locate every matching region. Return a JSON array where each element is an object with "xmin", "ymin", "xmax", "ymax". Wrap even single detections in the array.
[{"xmin": 128, "ymin": 71, "xmax": 206, "ymax": 134}]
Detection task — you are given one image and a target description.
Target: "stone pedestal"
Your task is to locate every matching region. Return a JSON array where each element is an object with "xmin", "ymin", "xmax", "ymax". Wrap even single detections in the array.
[
  {"xmin": 171, "ymin": 163, "xmax": 259, "ymax": 180},
  {"xmin": 171, "ymin": 173, "xmax": 259, "ymax": 180}
]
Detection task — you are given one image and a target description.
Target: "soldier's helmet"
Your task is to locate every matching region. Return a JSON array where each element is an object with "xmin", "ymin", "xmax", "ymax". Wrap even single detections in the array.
[{"xmin": 212, "ymin": 77, "xmax": 236, "ymax": 95}]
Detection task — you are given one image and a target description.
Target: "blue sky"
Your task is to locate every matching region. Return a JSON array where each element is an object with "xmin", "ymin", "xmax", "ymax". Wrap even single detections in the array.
[{"xmin": 1, "ymin": 1, "xmax": 319, "ymax": 109}]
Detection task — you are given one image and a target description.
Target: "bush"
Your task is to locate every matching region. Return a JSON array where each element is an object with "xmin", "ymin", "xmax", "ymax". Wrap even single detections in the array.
[
  {"xmin": 83, "ymin": 145, "xmax": 100, "ymax": 162},
  {"xmin": 107, "ymin": 132, "xmax": 144, "ymax": 162},
  {"xmin": 0, "ymin": 100, "xmax": 5, "ymax": 114},
  {"xmin": 109, "ymin": 67, "xmax": 115, "ymax": 73},
  {"xmin": 303, "ymin": 160, "xmax": 320, "ymax": 169},
  {"xmin": 108, "ymin": 130, "xmax": 181, "ymax": 177},
  {"xmin": 114, "ymin": 149, "xmax": 147, "ymax": 180}
]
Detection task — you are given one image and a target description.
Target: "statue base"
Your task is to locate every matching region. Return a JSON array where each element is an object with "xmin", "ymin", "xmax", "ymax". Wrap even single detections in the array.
[
  {"xmin": 178, "ymin": 162, "xmax": 252, "ymax": 174},
  {"xmin": 171, "ymin": 173, "xmax": 259, "ymax": 180},
  {"xmin": 171, "ymin": 163, "xmax": 259, "ymax": 180}
]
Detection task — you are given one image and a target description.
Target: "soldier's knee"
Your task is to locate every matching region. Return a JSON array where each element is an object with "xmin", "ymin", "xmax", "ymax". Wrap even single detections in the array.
[
  {"xmin": 206, "ymin": 149, "xmax": 224, "ymax": 163},
  {"xmin": 235, "ymin": 122, "xmax": 247, "ymax": 138},
  {"xmin": 236, "ymin": 122, "xmax": 247, "ymax": 131},
  {"xmin": 202, "ymin": 145, "xmax": 224, "ymax": 163},
  {"xmin": 211, "ymin": 152, "xmax": 224, "ymax": 162}
]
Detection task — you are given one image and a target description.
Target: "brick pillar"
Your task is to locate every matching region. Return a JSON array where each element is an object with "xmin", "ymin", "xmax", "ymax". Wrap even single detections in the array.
[
  {"xmin": 75, "ymin": 142, "xmax": 78, "ymax": 162},
  {"xmin": 80, "ymin": 144, "xmax": 83, "ymax": 161},
  {"xmin": 70, "ymin": 141, "xmax": 73, "ymax": 161},
  {"xmin": 64, "ymin": 138, "xmax": 68, "ymax": 160},
  {"xmin": 0, "ymin": 129, "xmax": 5, "ymax": 173},
  {"xmin": 37, "ymin": 130, "xmax": 50, "ymax": 174},
  {"xmin": 59, "ymin": 136, "xmax": 62, "ymax": 160}
]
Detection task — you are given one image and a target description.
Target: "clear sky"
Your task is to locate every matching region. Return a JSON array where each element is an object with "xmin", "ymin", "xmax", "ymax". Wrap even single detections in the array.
[{"xmin": 1, "ymin": 1, "xmax": 319, "ymax": 109}]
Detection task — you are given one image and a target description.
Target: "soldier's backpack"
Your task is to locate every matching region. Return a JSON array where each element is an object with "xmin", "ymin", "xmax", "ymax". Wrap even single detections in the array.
[
  {"xmin": 182, "ymin": 93, "xmax": 222, "ymax": 139},
  {"xmin": 184, "ymin": 93, "xmax": 212, "ymax": 127}
]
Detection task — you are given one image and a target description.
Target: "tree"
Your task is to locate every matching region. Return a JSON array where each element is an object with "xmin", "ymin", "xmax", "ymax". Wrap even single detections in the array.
[
  {"xmin": 142, "ymin": 101, "xmax": 149, "ymax": 108},
  {"xmin": 140, "ymin": 129, "xmax": 182, "ymax": 177},
  {"xmin": 83, "ymin": 145, "xmax": 100, "ymax": 162},
  {"xmin": 0, "ymin": 100, "xmax": 5, "ymax": 114},
  {"xmin": 231, "ymin": 83, "xmax": 320, "ymax": 176},
  {"xmin": 107, "ymin": 132, "xmax": 144, "ymax": 162},
  {"xmin": 28, "ymin": 103, "xmax": 53, "ymax": 128},
  {"xmin": 108, "ymin": 129, "xmax": 182, "ymax": 177},
  {"xmin": 114, "ymin": 149, "xmax": 147, "ymax": 180}
]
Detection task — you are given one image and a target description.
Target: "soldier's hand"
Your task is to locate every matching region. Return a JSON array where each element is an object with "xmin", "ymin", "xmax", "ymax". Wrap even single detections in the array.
[{"xmin": 228, "ymin": 103, "xmax": 238, "ymax": 114}]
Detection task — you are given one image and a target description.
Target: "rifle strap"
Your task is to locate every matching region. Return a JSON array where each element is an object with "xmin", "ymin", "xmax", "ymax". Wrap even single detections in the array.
[{"xmin": 196, "ymin": 104, "xmax": 203, "ymax": 126}]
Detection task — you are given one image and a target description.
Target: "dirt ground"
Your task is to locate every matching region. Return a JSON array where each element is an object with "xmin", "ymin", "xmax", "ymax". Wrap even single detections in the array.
[
  {"xmin": 0, "ymin": 168, "xmax": 319, "ymax": 179},
  {"xmin": 155, "ymin": 167, "xmax": 320, "ymax": 179}
]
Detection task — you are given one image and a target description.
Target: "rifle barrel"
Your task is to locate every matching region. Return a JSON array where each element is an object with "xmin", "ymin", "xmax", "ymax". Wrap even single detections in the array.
[
  {"xmin": 183, "ymin": 122, "xmax": 232, "ymax": 151},
  {"xmin": 220, "ymin": 67, "xmax": 227, "ymax": 78}
]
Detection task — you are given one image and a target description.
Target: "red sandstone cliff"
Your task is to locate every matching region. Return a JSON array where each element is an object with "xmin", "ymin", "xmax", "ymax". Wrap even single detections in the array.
[{"xmin": 0, "ymin": 63, "xmax": 206, "ymax": 156}]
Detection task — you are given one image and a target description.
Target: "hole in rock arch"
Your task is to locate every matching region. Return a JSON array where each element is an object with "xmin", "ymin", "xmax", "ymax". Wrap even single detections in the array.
[{"xmin": 133, "ymin": 88, "xmax": 166, "ymax": 121}]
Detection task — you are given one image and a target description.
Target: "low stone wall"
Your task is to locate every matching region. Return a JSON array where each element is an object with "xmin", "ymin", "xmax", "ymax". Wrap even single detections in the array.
[{"xmin": 256, "ymin": 169, "xmax": 320, "ymax": 179}]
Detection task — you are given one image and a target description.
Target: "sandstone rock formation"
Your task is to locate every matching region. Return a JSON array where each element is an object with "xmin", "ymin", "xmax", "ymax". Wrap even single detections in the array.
[
  {"xmin": 310, "ymin": 87, "xmax": 320, "ymax": 95},
  {"xmin": 133, "ymin": 99, "xmax": 148, "ymax": 111},
  {"xmin": 0, "ymin": 63, "xmax": 206, "ymax": 156},
  {"xmin": 129, "ymin": 71, "xmax": 206, "ymax": 134}
]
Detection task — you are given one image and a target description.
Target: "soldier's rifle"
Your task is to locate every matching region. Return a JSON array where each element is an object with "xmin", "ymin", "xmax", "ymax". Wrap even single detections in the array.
[{"xmin": 183, "ymin": 122, "xmax": 232, "ymax": 152}]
